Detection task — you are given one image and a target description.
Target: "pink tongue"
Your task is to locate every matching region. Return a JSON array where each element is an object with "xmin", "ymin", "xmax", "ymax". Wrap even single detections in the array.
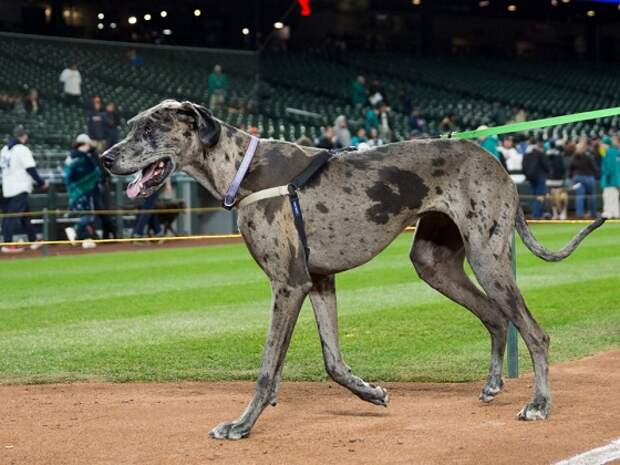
[{"xmin": 126, "ymin": 163, "xmax": 159, "ymax": 199}]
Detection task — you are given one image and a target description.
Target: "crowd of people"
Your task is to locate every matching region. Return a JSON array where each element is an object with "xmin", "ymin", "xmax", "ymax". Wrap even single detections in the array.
[{"xmin": 1, "ymin": 66, "xmax": 619, "ymax": 253}]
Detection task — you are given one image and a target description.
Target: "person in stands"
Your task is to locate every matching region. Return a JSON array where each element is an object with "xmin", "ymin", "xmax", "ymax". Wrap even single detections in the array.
[
  {"xmin": 1, "ymin": 126, "xmax": 47, "ymax": 253},
  {"xmin": 63, "ymin": 134, "xmax": 101, "ymax": 249},
  {"xmin": 522, "ymin": 137, "xmax": 550, "ymax": 219},
  {"xmin": 600, "ymin": 135, "xmax": 620, "ymax": 218},
  {"xmin": 59, "ymin": 63, "xmax": 82, "ymax": 104},
  {"xmin": 570, "ymin": 137, "xmax": 599, "ymax": 219}
]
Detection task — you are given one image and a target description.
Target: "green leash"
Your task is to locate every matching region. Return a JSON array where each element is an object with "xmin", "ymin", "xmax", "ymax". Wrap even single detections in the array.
[{"xmin": 440, "ymin": 106, "xmax": 620, "ymax": 140}]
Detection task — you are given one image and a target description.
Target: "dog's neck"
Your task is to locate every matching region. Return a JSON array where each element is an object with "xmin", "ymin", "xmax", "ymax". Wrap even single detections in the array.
[{"xmin": 184, "ymin": 121, "xmax": 321, "ymax": 202}]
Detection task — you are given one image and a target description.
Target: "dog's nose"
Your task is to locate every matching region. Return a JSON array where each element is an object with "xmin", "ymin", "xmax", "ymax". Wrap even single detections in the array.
[{"xmin": 101, "ymin": 152, "xmax": 116, "ymax": 170}]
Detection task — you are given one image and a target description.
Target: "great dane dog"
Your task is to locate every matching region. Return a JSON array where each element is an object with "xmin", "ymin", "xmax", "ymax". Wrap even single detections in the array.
[{"xmin": 101, "ymin": 100, "xmax": 604, "ymax": 440}]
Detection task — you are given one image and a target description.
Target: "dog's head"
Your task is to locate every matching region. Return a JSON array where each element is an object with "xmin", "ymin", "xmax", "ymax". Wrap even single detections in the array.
[{"xmin": 101, "ymin": 100, "xmax": 221, "ymax": 198}]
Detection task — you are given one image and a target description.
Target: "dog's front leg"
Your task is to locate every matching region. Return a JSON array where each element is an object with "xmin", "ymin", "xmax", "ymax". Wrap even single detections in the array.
[
  {"xmin": 209, "ymin": 280, "xmax": 310, "ymax": 440},
  {"xmin": 310, "ymin": 275, "xmax": 389, "ymax": 406}
]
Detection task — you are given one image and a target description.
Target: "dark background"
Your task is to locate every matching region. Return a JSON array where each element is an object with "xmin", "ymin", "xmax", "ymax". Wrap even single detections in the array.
[{"xmin": 2, "ymin": 0, "xmax": 620, "ymax": 61}]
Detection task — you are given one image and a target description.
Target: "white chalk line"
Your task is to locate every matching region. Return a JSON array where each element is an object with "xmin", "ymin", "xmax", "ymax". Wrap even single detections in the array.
[{"xmin": 554, "ymin": 438, "xmax": 620, "ymax": 465}]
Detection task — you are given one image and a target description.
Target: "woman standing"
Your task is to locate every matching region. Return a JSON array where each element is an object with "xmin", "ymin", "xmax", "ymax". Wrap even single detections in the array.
[{"xmin": 569, "ymin": 137, "xmax": 599, "ymax": 219}]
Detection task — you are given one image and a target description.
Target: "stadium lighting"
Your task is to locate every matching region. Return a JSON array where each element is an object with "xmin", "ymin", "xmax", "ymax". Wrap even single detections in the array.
[
  {"xmin": 274, "ymin": 21, "xmax": 284, "ymax": 29},
  {"xmin": 618, "ymin": 3, "xmax": 620, "ymax": 10},
  {"xmin": 163, "ymin": 29, "xmax": 172, "ymax": 35},
  {"xmin": 479, "ymin": 0, "xmax": 490, "ymax": 7},
  {"xmin": 144, "ymin": 13, "xmax": 152, "ymax": 21},
  {"xmin": 97, "ymin": 23, "xmax": 104, "ymax": 30},
  {"xmin": 561, "ymin": 0, "xmax": 570, "ymax": 3},
  {"xmin": 110, "ymin": 22, "xmax": 117, "ymax": 29},
  {"xmin": 507, "ymin": 4, "xmax": 517, "ymax": 12},
  {"xmin": 160, "ymin": 10, "xmax": 168, "ymax": 18},
  {"xmin": 128, "ymin": 16, "xmax": 137, "ymax": 25},
  {"xmin": 242, "ymin": 27, "xmax": 250, "ymax": 35},
  {"xmin": 411, "ymin": 0, "xmax": 422, "ymax": 5},
  {"xmin": 97, "ymin": 13, "xmax": 104, "ymax": 20},
  {"xmin": 194, "ymin": 9, "xmax": 201, "ymax": 17},
  {"xmin": 551, "ymin": 0, "xmax": 558, "ymax": 6},
  {"xmin": 587, "ymin": 9, "xmax": 595, "ymax": 17}
]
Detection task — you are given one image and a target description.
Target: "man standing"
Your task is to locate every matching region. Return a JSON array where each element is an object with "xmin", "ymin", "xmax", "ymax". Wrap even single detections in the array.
[
  {"xmin": 208, "ymin": 64, "xmax": 228, "ymax": 110},
  {"xmin": 1, "ymin": 126, "xmax": 47, "ymax": 253},
  {"xmin": 59, "ymin": 64, "xmax": 82, "ymax": 104},
  {"xmin": 86, "ymin": 96, "xmax": 106, "ymax": 152},
  {"xmin": 522, "ymin": 137, "xmax": 550, "ymax": 219},
  {"xmin": 600, "ymin": 135, "xmax": 620, "ymax": 218}
]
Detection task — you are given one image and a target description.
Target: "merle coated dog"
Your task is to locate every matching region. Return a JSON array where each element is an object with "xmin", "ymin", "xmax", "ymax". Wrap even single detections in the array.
[{"xmin": 101, "ymin": 100, "xmax": 604, "ymax": 439}]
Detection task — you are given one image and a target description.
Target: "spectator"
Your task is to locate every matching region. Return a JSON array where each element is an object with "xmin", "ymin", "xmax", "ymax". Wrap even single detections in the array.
[
  {"xmin": 351, "ymin": 75, "xmax": 367, "ymax": 107},
  {"xmin": 522, "ymin": 137, "xmax": 550, "ymax": 219},
  {"xmin": 367, "ymin": 127, "xmax": 383, "ymax": 147},
  {"xmin": 103, "ymin": 101, "xmax": 121, "ymax": 148},
  {"xmin": 600, "ymin": 135, "xmax": 620, "ymax": 218},
  {"xmin": 63, "ymin": 134, "xmax": 100, "ymax": 248},
  {"xmin": 368, "ymin": 79, "xmax": 386, "ymax": 107},
  {"xmin": 84, "ymin": 136, "xmax": 117, "ymax": 239},
  {"xmin": 127, "ymin": 49, "xmax": 144, "ymax": 65},
  {"xmin": 546, "ymin": 140, "xmax": 568, "ymax": 220},
  {"xmin": 333, "ymin": 115, "xmax": 351, "ymax": 148},
  {"xmin": 439, "ymin": 114, "xmax": 456, "ymax": 133},
  {"xmin": 351, "ymin": 127, "xmax": 368, "ymax": 147},
  {"xmin": 132, "ymin": 180, "xmax": 172, "ymax": 242},
  {"xmin": 86, "ymin": 96, "xmax": 107, "ymax": 152},
  {"xmin": 497, "ymin": 136, "xmax": 522, "ymax": 173},
  {"xmin": 1, "ymin": 126, "xmax": 47, "ymax": 253},
  {"xmin": 208, "ymin": 64, "xmax": 228, "ymax": 110},
  {"xmin": 478, "ymin": 127, "xmax": 506, "ymax": 170},
  {"xmin": 315, "ymin": 126, "xmax": 336, "ymax": 150},
  {"xmin": 59, "ymin": 64, "xmax": 82, "ymax": 104},
  {"xmin": 569, "ymin": 137, "xmax": 599, "ymax": 219},
  {"xmin": 364, "ymin": 106, "xmax": 380, "ymax": 134},
  {"xmin": 378, "ymin": 103, "xmax": 392, "ymax": 142},
  {"xmin": 24, "ymin": 89, "xmax": 43, "ymax": 114},
  {"xmin": 408, "ymin": 108, "xmax": 427, "ymax": 136}
]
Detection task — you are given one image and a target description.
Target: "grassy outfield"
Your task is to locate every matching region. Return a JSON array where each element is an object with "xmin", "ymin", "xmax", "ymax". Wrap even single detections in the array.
[{"xmin": 0, "ymin": 224, "xmax": 618, "ymax": 384}]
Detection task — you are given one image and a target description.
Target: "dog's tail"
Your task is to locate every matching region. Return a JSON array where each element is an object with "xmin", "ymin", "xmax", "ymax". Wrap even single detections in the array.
[{"xmin": 515, "ymin": 207, "xmax": 605, "ymax": 262}]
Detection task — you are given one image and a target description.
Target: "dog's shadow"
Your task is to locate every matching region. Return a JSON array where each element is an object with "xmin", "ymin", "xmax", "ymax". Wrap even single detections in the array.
[{"xmin": 326, "ymin": 410, "xmax": 390, "ymax": 418}]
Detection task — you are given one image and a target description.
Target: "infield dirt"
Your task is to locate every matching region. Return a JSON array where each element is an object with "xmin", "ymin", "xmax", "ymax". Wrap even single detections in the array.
[{"xmin": 1, "ymin": 350, "xmax": 619, "ymax": 465}]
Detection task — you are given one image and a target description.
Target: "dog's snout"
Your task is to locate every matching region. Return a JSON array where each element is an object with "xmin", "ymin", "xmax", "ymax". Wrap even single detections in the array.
[{"xmin": 101, "ymin": 152, "xmax": 116, "ymax": 170}]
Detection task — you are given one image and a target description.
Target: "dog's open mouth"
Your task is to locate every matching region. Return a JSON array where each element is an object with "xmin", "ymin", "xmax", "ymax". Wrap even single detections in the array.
[{"xmin": 126, "ymin": 158, "xmax": 173, "ymax": 199}]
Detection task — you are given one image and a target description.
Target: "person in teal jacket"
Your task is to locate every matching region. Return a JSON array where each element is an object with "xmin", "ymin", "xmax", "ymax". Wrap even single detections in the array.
[
  {"xmin": 351, "ymin": 75, "xmax": 367, "ymax": 107},
  {"xmin": 600, "ymin": 135, "xmax": 620, "ymax": 218},
  {"xmin": 208, "ymin": 64, "xmax": 228, "ymax": 109},
  {"xmin": 365, "ymin": 106, "xmax": 380, "ymax": 133},
  {"xmin": 64, "ymin": 134, "xmax": 101, "ymax": 243},
  {"xmin": 477, "ymin": 126, "xmax": 506, "ymax": 170}
]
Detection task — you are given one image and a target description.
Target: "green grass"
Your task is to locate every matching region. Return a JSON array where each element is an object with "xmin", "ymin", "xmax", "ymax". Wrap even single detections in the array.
[{"xmin": 1, "ymin": 224, "xmax": 619, "ymax": 384}]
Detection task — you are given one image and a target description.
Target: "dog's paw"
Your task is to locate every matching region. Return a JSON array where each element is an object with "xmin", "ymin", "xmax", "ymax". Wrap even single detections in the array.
[
  {"xmin": 479, "ymin": 378, "xmax": 504, "ymax": 403},
  {"xmin": 209, "ymin": 421, "xmax": 251, "ymax": 440},
  {"xmin": 363, "ymin": 385, "xmax": 390, "ymax": 407},
  {"xmin": 517, "ymin": 400, "xmax": 550, "ymax": 421}
]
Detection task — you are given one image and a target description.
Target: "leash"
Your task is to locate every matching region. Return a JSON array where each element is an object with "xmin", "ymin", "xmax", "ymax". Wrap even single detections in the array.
[{"xmin": 440, "ymin": 105, "xmax": 620, "ymax": 140}]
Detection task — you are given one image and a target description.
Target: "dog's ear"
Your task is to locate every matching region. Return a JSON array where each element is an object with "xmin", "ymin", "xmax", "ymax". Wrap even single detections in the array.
[{"xmin": 180, "ymin": 101, "xmax": 221, "ymax": 148}]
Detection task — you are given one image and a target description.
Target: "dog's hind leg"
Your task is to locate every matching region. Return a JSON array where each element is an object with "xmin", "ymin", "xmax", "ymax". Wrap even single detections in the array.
[
  {"xmin": 309, "ymin": 274, "xmax": 389, "ymax": 406},
  {"xmin": 209, "ymin": 279, "xmax": 310, "ymax": 439},
  {"xmin": 411, "ymin": 212, "xmax": 508, "ymax": 402},
  {"xmin": 466, "ymin": 233, "xmax": 551, "ymax": 421}
]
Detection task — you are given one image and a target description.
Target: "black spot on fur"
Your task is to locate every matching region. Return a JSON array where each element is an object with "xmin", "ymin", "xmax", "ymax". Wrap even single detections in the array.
[
  {"xmin": 466, "ymin": 211, "xmax": 476, "ymax": 219},
  {"xmin": 264, "ymin": 198, "xmax": 281, "ymax": 225},
  {"xmin": 470, "ymin": 199, "xmax": 477, "ymax": 210},
  {"xmin": 247, "ymin": 220, "xmax": 256, "ymax": 231},
  {"xmin": 489, "ymin": 220, "xmax": 498, "ymax": 238},
  {"xmin": 432, "ymin": 169, "xmax": 446, "ymax": 177},
  {"xmin": 365, "ymin": 167, "xmax": 430, "ymax": 225},
  {"xmin": 343, "ymin": 186, "xmax": 352, "ymax": 194},
  {"xmin": 316, "ymin": 202, "xmax": 329, "ymax": 213},
  {"xmin": 494, "ymin": 281, "xmax": 503, "ymax": 290},
  {"xmin": 344, "ymin": 170, "xmax": 353, "ymax": 178},
  {"xmin": 432, "ymin": 158, "xmax": 446, "ymax": 167},
  {"xmin": 435, "ymin": 186, "xmax": 443, "ymax": 195}
]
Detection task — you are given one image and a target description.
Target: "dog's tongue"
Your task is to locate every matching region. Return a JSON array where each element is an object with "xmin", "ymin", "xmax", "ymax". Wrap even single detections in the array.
[{"xmin": 126, "ymin": 163, "xmax": 158, "ymax": 199}]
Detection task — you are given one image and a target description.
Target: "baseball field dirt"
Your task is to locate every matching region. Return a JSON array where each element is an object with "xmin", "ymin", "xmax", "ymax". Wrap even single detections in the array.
[{"xmin": 1, "ymin": 350, "xmax": 619, "ymax": 465}]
